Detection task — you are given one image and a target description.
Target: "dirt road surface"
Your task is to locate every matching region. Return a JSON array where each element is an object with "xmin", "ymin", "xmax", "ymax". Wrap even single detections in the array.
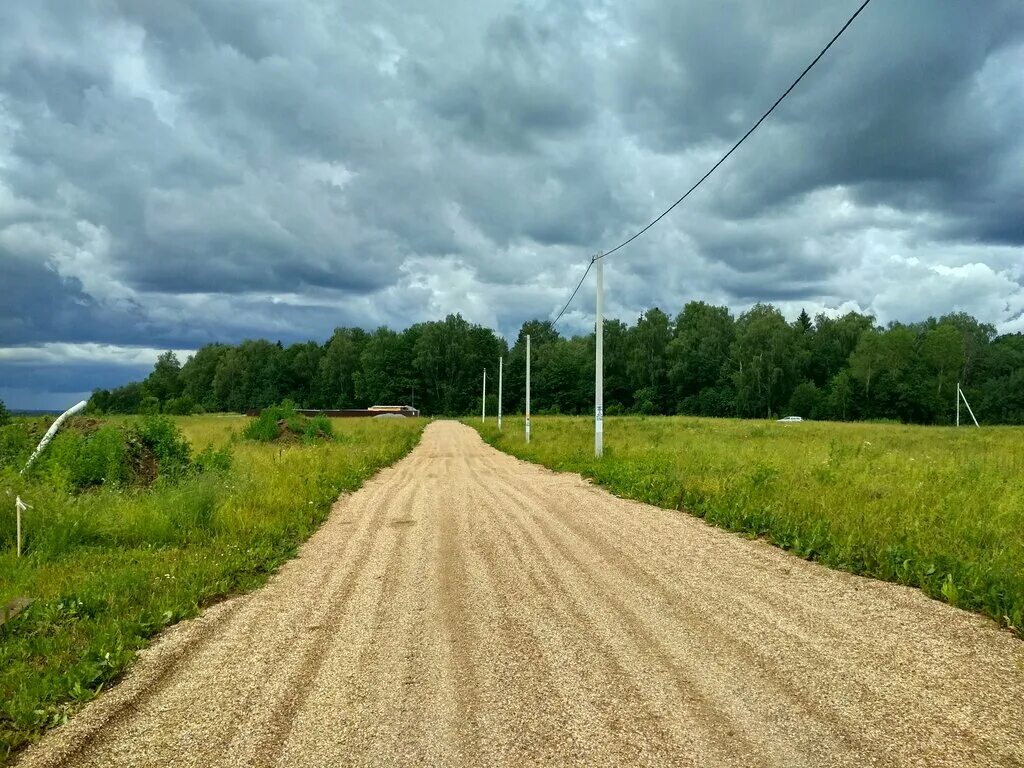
[{"xmin": 19, "ymin": 421, "xmax": 1024, "ymax": 767}]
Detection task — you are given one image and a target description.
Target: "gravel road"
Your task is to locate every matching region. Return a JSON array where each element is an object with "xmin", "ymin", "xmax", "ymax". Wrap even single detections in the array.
[{"xmin": 20, "ymin": 421, "xmax": 1024, "ymax": 767}]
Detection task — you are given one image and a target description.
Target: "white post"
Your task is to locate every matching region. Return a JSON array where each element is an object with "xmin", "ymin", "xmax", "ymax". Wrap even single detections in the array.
[
  {"xmin": 956, "ymin": 382, "xmax": 960, "ymax": 427},
  {"xmin": 525, "ymin": 334, "xmax": 531, "ymax": 443},
  {"xmin": 482, "ymin": 369, "xmax": 487, "ymax": 422},
  {"xmin": 498, "ymin": 356, "xmax": 503, "ymax": 430},
  {"xmin": 594, "ymin": 253, "xmax": 604, "ymax": 458},
  {"xmin": 959, "ymin": 385, "xmax": 980, "ymax": 428},
  {"xmin": 15, "ymin": 496, "xmax": 28, "ymax": 558}
]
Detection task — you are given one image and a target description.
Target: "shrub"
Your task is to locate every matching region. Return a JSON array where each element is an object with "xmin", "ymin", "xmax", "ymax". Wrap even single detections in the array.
[
  {"xmin": 163, "ymin": 396, "xmax": 196, "ymax": 416},
  {"xmin": 44, "ymin": 425, "xmax": 131, "ymax": 490},
  {"xmin": 128, "ymin": 416, "xmax": 192, "ymax": 481},
  {"xmin": 32, "ymin": 417, "xmax": 193, "ymax": 491},
  {"xmin": 193, "ymin": 443, "xmax": 233, "ymax": 473},
  {"xmin": 138, "ymin": 396, "xmax": 161, "ymax": 415},
  {"xmin": 243, "ymin": 401, "xmax": 332, "ymax": 444},
  {"xmin": 0, "ymin": 422, "xmax": 32, "ymax": 470},
  {"xmin": 303, "ymin": 415, "xmax": 334, "ymax": 443}
]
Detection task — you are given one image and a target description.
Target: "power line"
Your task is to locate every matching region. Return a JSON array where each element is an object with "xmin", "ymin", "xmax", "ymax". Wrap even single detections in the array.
[
  {"xmin": 551, "ymin": 0, "xmax": 873, "ymax": 325},
  {"xmin": 551, "ymin": 256, "xmax": 594, "ymax": 326}
]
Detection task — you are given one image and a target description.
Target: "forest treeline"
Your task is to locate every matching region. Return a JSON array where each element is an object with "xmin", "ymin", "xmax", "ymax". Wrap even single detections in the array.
[{"xmin": 87, "ymin": 303, "xmax": 1024, "ymax": 424}]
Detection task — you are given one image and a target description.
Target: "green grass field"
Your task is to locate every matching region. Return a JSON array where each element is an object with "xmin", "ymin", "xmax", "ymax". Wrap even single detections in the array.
[
  {"xmin": 0, "ymin": 415, "xmax": 424, "ymax": 760},
  {"xmin": 472, "ymin": 415, "xmax": 1024, "ymax": 637}
]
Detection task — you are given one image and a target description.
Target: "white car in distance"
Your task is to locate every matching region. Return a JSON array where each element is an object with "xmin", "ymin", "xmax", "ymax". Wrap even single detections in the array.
[{"xmin": 776, "ymin": 415, "xmax": 804, "ymax": 423}]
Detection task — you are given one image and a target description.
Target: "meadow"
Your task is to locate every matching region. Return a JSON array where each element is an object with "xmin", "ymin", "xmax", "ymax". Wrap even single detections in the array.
[
  {"xmin": 473, "ymin": 415, "xmax": 1024, "ymax": 637},
  {"xmin": 0, "ymin": 414, "xmax": 424, "ymax": 760}
]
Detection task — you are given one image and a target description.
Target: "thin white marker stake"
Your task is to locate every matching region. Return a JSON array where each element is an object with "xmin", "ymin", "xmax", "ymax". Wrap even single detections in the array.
[
  {"xmin": 14, "ymin": 496, "xmax": 29, "ymax": 558},
  {"xmin": 498, "ymin": 356, "xmax": 503, "ymax": 430},
  {"xmin": 482, "ymin": 369, "xmax": 487, "ymax": 423}
]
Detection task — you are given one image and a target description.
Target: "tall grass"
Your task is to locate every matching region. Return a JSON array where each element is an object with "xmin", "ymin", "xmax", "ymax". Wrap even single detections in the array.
[
  {"xmin": 473, "ymin": 416, "xmax": 1024, "ymax": 636},
  {"xmin": 0, "ymin": 415, "xmax": 424, "ymax": 760}
]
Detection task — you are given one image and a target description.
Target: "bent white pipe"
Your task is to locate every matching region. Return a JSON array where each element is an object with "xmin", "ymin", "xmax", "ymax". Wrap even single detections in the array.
[{"xmin": 22, "ymin": 399, "xmax": 88, "ymax": 474}]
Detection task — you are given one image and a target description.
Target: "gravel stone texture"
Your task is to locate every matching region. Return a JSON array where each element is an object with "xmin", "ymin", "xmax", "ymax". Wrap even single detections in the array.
[{"xmin": 17, "ymin": 421, "xmax": 1024, "ymax": 767}]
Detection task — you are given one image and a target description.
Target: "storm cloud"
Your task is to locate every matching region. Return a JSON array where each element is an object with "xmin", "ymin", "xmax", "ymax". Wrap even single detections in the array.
[{"xmin": 1, "ymin": 0, "xmax": 1023, "ymax": 406}]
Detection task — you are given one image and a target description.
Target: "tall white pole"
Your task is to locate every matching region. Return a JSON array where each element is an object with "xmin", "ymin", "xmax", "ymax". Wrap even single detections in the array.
[
  {"xmin": 956, "ymin": 382, "xmax": 960, "ymax": 427},
  {"xmin": 960, "ymin": 386, "xmax": 980, "ymax": 428},
  {"xmin": 525, "ymin": 334, "xmax": 531, "ymax": 443},
  {"xmin": 498, "ymin": 356, "xmax": 503, "ymax": 430},
  {"xmin": 482, "ymin": 369, "xmax": 486, "ymax": 422},
  {"xmin": 595, "ymin": 253, "xmax": 604, "ymax": 458}
]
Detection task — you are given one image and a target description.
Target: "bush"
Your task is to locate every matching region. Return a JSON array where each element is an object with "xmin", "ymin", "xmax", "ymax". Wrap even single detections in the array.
[
  {"xmin": 632, "ymin": 387, "xmax": 657, "ymax": 415},
  {"xmin": 303, "ymin": 415, "xmax": 334, "ymax": 443},
  {"xmin": 0, "ymin": 422, "xmax": 32, "ymax": 470},
  {"xmin": 30, "ymin": 416, "xmax": 208, "ymax": 491},
  {"xmin": 138, "ymin": 396, "xmax": 161, "ymax": 415},
  {"xmin": 128, "ymin": 416, "xmax": 192, "ymax": 480},
  {"xmin": 163, "ymin": 396, "xmax": 196, "ymax": 416},
  {"xmin": 44, "ymin": 425, "xmax": 131, "ymax": 490},
  {"xmin": 243, "ymin": 401, "xmax": 333, "ymax": 444},
  {"xmin": 193, "ymin": 443, "xmax": 233, "ymax": 473}
]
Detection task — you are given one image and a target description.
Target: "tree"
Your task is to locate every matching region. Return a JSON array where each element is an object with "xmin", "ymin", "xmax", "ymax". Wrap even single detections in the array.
[
  {"xmin": 316, "ymin": 328, "xmax": 367, "ymax": 408},
  {"xmin": 86, "ymin": 389, "xmax": 111, "ymax": 415},
  {"xmin": 145, "ymin": 351, "xmax": 182, "ymax": 404},
  {"xmin": 667, "ymin": 302, "xmax": 735, "ymax": 412},
  {"xmin": 180, "ymin": 344, "xmax": 230, "ymax": 411},
  {"xmin": 788, "ymin": 381, "xmax": 822, "ymax": 418},
  {"xmin": 626, "ymin": 307, "xmax": 672, "ymax": 413},
  {"xmin": 355, "ymin": 328, "xmax": 415, "ymax": 406},
  {"xmin": 0, "ymin": 399, "xmax": 8, "ymax": 426},
  {"xmin": 71, "ymin": 307, "xmax": 1021, "ymax": 425},
  {"xmin": 730, "ymin": 304, "xmax": 802, "ymax": 418},
  {"xmin": 940, "ymin": 312, "xmax": 996, "ymax": 386},
  {"xmin": 505, "ymin": 320, "xmax": 561, "ymax": 414},
  {"xmin": 807, "ymin": 312, "xmax": 874, "ymax": 386},
  {"xmin": 921, "ymin": 323, "xmax": 963, "ymax": 402},
  {"xmin": 104, "ymin": 382, "xmax": 145, "ymax": 414},
  {"xmin": 282, "ymin": 341, "xmax": 323, "ymax": 407},
  {"xmin": 795, "ymin": 308, "xmax": 813, "ymax": 333}
]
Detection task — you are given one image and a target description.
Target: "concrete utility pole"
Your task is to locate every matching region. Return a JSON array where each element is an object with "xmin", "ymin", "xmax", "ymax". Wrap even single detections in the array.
[
  {"xmin": 498, "ymin": 356, "xmax": 503, "ymax": 430},
  {"xmin": 594, "ymin": 253, "xmax": 604, "ymax": 458},
  {"xmin": 482, "ymin": 369, "xmax": 487, "ymax": 422},
  {"xmin": 525, "ymin": 334, "xmax": 531, "ymax": 443},
  {"xmin": 958, "ymin": 382, "xmax": 980, "ymax": 427}
]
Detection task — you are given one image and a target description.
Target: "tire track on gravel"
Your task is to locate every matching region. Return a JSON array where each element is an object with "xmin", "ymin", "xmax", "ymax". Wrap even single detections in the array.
[{"xmin": 18, "ymin": 421, "xmax": 1024, "ymax": 768}]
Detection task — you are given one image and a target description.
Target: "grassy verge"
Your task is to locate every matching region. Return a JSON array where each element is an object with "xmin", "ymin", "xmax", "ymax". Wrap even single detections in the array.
[
  {"xmin": 471, "ymin": 415, "xmax": 1024, "ymax": 636},
  {"xmin": 0, "ymin": 415, "xmax": 424, "ymax": 760}
]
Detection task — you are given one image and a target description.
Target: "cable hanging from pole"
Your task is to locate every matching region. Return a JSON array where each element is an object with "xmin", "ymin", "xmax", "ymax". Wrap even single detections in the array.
[
  {"xmin": 551, "ymin": 255, "xmax": 595, "ymax": 327},
  {"xmin": 550, "ymin": 0, "xmax": 873, "ymax": 325}
]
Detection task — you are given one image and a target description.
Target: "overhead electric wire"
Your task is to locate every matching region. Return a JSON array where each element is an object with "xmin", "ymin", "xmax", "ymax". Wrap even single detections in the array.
[
  {"xmin": 551, "ymin": 257, "xmax": 594, "ymax": 326},
  {"xmin": 550, "ymin": 0, "xmax": 873, "ymax": 326}
]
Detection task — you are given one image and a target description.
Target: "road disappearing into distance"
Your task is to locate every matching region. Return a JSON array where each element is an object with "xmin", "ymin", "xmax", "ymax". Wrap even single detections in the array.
[{"xmin": 21, "ymin": 422, "xmax": 1024, "ymax": 767}]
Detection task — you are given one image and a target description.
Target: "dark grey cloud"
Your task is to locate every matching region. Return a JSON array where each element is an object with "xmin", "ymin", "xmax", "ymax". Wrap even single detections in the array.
[{"xmin": 1, "ymin": 0, "xmax": 1022, "ymax": 406}]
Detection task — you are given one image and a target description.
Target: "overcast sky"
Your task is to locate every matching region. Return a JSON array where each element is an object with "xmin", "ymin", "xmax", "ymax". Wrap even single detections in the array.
[{"xmin": 1, "ymin": 0, "xmax": 1023, "ymax": 408}]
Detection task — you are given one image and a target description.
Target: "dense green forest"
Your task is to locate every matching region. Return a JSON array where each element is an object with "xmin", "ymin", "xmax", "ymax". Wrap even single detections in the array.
[{"xmin": 87, "ymin": 304, "xmax": 1024, "ymax": 424}]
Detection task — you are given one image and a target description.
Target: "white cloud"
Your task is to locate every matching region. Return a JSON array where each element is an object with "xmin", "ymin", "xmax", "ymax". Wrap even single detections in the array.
[{"xmin": 0, "ymin": 343, "xmax": 195, "ymax": 367}]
